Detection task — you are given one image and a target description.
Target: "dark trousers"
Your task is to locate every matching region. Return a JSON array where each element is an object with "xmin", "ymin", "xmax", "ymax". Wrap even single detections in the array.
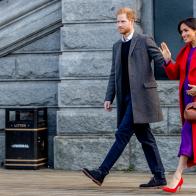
[{"xmin": 99, "ymin": 94, "xmax": 165, "ymax": 178}]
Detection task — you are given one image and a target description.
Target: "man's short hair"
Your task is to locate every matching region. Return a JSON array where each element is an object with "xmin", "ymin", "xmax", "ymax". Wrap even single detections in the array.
[{"xmin": 116, "ymin": 7, "xmax": 137, "ymax": 21}]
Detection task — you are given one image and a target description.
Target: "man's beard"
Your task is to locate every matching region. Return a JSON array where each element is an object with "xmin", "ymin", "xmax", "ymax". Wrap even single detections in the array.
[{"xmin": 120, "ymin": 29, "xmax": 131, "ymax": 35}]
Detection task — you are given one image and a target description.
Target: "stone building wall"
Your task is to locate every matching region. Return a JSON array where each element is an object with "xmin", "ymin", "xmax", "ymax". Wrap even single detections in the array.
[
  {"xmin": 0, "ymin": 0, "xmax": 195, "ymax": 171},
  {"xmin": 54, "ymin": 0, "xmax": 181, "ymax": 172},
  {"xmin": 0, "ymin": 0, "xmax": 62, "ymax": 167}
]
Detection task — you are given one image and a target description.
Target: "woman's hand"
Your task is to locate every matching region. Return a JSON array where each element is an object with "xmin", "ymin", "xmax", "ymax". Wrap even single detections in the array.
[
  {"xmin": 187, "ymin": 84, "xmax": 196, "ymax": 97},
  {"xmin": 159, "ymin": 42, "xmax": 172, "ymax": 64}
]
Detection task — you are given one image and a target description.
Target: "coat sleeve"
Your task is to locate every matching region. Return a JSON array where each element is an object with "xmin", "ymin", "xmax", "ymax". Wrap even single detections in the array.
[
  {"xmin": 145, "ymin": 36, "xmax": 180, "ymax": 79},
  {"xmin": 145, "ymin": 36, "xmax": 165, "ymax": 67},
  {"xmin": 163, "ymin": 60, "xmax": 180, "ymax": 80},
  {"xmin": 163, "ymin": 45, "xmax": 190, "ymax": 80},
  {"xmin": 163, "ymin": 45, "xmax": 184, "ymax": 80},
  {"xmin": 105, "ymin": 45, "xmax": 116, "ymax": 103}
]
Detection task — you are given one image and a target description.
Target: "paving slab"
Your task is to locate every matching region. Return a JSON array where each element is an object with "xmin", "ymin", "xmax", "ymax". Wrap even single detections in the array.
[{"xmin": 0, "ymin": 169, "xmax": 195, "ymax": 195}]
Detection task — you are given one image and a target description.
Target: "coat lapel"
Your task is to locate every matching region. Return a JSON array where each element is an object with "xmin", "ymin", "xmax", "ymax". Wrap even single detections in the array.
[
  {"xmin": 114, "ymin": 32, "xmax": 139, "ymax": 81},
  {"xmin": 129, "ymin": 32, "xmax": 138, "ymax": 56},
  {"xmin": 115, "ymin": 40, "xmax": 122, "ymax": 81},
  {"xmin": 181, "ymin": 44, "xmax": 190, "ymax": 73},
  {"xmin": 179, "ymin": 44, "xmax": 190, "ymax": 92}
]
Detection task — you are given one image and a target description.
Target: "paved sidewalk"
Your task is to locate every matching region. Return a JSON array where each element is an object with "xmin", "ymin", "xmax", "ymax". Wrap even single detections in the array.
[{"xmin": 0, "ymin": 169, "xmax": 195, "ymax": 195}]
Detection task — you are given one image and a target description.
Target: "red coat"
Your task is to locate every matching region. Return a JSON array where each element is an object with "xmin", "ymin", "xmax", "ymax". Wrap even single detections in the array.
[{"xmin": 164, "ymin": 43, "xmax": 196, "ymax": 166}]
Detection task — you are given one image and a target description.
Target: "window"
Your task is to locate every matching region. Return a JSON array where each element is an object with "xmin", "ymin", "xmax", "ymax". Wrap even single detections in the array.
[{"xmin": 154, "ymin": 0, "xmax": 193, "ymax": 79}]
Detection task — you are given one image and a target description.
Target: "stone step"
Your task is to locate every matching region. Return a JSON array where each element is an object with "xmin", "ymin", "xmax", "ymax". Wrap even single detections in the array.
[
  {"xmin": 54, "ymin": 134, "xmax": 130, "ymax": 170},
  {"xmin": 61, "ymin": 23, "xmax": 142, "ymax": 51},
  {"xmin": 62, "ymin": 0, "xmax": 141, "ymax": 23},
  {"xmin": 0, "ymin": 0, "xmax": 52, "ymax": 27},
  {"xmin": 57, "ymin": 109, "xmax": 116, "ymax": 134},
  {"xmin": 0, "ymin": 81, "xmax": 57, "ymax": 106},
  {"xmin": 0, "ymin": 0, "xmax": 61, "ymax": 57},
  {"xmin": 58, "ymin": 80, "xmax": 107, "ymax": 107},
  {"xmin": 59, "ymin": 51, "xmax": 112, "ymax": 78},
  {"xmin": 0, "ymin": 53, "xmax": 59, "ymax": 80},
  {"xmin": 57, "ymin": 107, "xmax": 181, "ymax": 135},
  {"xmin": 58, "ymin": 80, "xmax": 178, "ymax": 107},
  {"xmin": 14, "ymin": 30, "xmax": 60, "ymax": 53},
  {"xmin": 62, "ymin": 0, "xmax": 141, "ymax": 24},
  {"xmin": 130, "ymin": 135, "xmax": 180, "ymax": 172},
  {"xmin": 54, "ymin": 135, "xmax": 180, "ymax": 171}
]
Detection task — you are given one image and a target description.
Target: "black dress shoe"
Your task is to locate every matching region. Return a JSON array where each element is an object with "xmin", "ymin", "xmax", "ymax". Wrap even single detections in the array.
[
  {"xmin": 82, "ymin": 168, "xmax": 106, "ymax": 186},
  {"xmin": 139, "ymin": 177, "xmax": 167, "ymax": 188}
]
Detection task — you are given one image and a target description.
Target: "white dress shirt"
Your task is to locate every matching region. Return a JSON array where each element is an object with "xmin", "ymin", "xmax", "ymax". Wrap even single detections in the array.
[{"xmin": 121, "ymin": 30, "xmax": 134, "ymax": 42}]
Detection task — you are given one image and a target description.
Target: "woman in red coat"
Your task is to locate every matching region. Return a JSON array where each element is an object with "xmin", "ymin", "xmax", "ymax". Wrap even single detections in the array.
[{"xmin": 160, "ymin": 17, "xmax": 196, "ymax": 193}]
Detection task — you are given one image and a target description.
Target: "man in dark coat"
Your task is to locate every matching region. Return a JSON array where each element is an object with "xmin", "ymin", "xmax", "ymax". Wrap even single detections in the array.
[{"xmin": 83, "ymin": 7, "xmax": 166, "ymax": 188}]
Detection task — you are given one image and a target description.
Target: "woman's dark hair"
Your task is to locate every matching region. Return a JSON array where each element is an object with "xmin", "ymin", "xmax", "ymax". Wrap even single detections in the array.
[{"xmin": 177, "ymin": 17, "xmax": 196, "ymax": 34}]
